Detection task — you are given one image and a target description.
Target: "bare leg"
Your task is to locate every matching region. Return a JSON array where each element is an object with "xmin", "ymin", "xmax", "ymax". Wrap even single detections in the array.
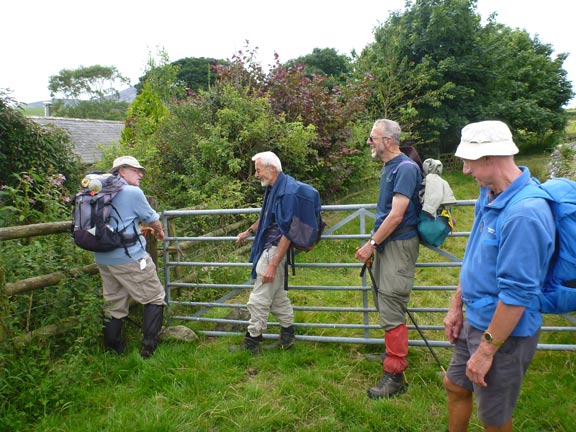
[
  {"xmin": 444, "ymin": 375, "xmax": 473, "ymax": 432},
  {"xmin": 484, "ymin": 418, "xmax": 512, "ymax": 432}
]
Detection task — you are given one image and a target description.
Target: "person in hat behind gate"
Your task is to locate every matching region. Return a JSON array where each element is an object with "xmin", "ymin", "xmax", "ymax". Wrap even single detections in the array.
[
  {"xmin": 443, "ymin": 121, "xmax": 555, "ymax": 431},
  {"xmin": 355, "ymin": 119, "xmax": 423, "ymax": 399},
  {"xmin": 96, "ymin": 155, "xmax": 167, "ymax": 359}
]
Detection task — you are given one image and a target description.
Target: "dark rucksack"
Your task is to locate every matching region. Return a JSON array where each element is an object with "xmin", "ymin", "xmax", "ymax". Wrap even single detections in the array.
[
  {"xmin": 279, "ymin": 178, "xmax": 326, "ymax": 251},
  {"xmin": 497, "ymin": 177, "xmax": 576, "ymax": 314},
  {"xmin": 71, "ymin": 174, "xmax": 139, "ymax": 255},
  {"xmin": 279, "ymin": 178, "xmax": 327, "ymax": 288}
]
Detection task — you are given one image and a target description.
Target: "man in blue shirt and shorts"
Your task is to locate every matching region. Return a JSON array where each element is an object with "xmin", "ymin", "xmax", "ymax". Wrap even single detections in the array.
[{"xmin": 443, "ymin": 121, "xmax": 555, "ymax": 431}]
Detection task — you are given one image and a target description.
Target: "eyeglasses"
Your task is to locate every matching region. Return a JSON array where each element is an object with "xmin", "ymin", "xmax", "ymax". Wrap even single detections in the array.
[
  {"xmin": 369, "ymin": 136, "xmax": 390, "ymax": 143},
  {"xmin": 122, "ymin": 166, "xmax": 143, "ymax": 175}
]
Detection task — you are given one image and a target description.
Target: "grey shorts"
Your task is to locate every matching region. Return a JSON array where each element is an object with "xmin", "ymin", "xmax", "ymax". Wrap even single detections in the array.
[{"xmin": 446, "ymin": 320, "xmax": 540, "ymax": 426}]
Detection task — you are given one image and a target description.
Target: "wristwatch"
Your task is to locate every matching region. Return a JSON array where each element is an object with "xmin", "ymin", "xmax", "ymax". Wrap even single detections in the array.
[
  {"xmin": 482, "ymin": 331, "xmax": 504, "ymax": 347},
  {"xmin": 248, "ymin": 227, "xmax": 255, "ymax": 235},
  {"xmin": 369, "ymin": 238, "xmax": 378, "ymax": 247}
]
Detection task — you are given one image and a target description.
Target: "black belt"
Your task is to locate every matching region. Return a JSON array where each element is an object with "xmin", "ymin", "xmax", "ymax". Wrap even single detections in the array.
[{"xmin": 389, "ymin": 225, "xmax": 417, "ymax": 240}]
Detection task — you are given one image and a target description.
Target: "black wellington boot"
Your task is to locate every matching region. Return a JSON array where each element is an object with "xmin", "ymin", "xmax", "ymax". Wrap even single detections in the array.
[
  {"xmin": 103, "ymin": 317, "xmax": 126, "ymax": 355},
  {"xmin": 140, "ymin": 304, "xmax": 164, "ymax": 359},
  {"xmin": 264, "ymin": 325, "xmax": 295, "ymax": 350}
]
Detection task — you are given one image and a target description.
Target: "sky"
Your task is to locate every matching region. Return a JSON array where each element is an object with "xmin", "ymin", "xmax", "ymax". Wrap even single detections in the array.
[{"xmin": 2, "ymin": 0, "xmax": 574, "ymax": 106}]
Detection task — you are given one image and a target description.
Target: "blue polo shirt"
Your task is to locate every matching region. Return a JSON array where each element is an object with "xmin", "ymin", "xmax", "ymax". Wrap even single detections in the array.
[
  {"xmin": 460, "ymin": 167, "xmax": 555, "ymax": 336},
  {"xmin": 373, "ymin": 154, "xmax": 422, "ymax": 243}
]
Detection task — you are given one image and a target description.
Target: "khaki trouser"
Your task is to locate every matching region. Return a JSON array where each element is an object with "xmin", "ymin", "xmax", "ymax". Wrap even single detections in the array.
[
  {"xmin": 372, "ymin": 236, "xmax": 420, "ymax": 330},
  {"xmin": 98, "ymin": 254, "xmax": 166, "ymax": 319},
  {"xmin": 247, "ymin": 246, "xmax": 294, "ymax": 337}
]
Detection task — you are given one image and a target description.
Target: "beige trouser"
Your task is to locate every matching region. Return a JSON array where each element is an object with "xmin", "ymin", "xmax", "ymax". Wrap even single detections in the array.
[
  {"xmin": 247, "ymin": 246, "xmax": 294, "ymax": 337},
  {"xmin": 98, "ymin": 254, "xmax": 166, "ymax": 319}
]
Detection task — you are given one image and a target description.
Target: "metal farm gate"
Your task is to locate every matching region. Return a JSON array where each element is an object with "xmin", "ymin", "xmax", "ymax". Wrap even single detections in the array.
[{"xmin": 161, "ymin": 202, "xmax": 576, "ymax": 351}]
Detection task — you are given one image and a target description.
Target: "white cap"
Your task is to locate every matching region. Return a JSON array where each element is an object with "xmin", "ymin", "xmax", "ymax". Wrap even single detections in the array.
[
  {"xmin": 110, "ymin": 156, "xmax": 146, "ymax": 173},
  {"xmin": 455, "ymin": 120, "xmax": 519, "ymax": 160}
]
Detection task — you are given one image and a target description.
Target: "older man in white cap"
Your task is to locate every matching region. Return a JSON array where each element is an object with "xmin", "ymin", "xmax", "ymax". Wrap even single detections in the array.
[
  {"xmin": 443, "ymin": 121, "xmax": 555, "ymax": 431},
  {"xmin": 96, "ymin": 155, "xmax": 166, "ymax": 359}
]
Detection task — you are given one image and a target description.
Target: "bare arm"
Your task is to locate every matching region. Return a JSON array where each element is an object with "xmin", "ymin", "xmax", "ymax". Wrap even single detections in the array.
[
  {"xmin": 237, "ymin": 219, "xmax": 260, "ymax": 243},
  {"xmin": 355, "ymin": 193, "xmax": 410, "ymax": 262}
]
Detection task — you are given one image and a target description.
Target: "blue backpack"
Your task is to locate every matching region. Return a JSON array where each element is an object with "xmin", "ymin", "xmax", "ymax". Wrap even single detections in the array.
[{"xmin": 497, "ymin": 178, "xmax": 576, "ymax": 314}]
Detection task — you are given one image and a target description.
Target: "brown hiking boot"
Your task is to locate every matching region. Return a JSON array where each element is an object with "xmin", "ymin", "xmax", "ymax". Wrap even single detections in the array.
[
  {"xmin": 229, "ymin": 333, "xmax": 262, "ymax": 354},
  {"xmin": 367, "ymin": 372, "xmax": 407, "ymax": 399},
  {"xmin": 264, "ymin": 326, "xmax": 295, "ymax": 351}
]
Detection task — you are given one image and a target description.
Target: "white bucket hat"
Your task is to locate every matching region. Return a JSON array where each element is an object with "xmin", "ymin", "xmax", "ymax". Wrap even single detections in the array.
[
  {"xmin": 455, "ymin": 120, "xmax": 519, "ymax": 160},
  {"xmin": 110, "ymin": 156, "xmax": 146, "ymax": 173}
]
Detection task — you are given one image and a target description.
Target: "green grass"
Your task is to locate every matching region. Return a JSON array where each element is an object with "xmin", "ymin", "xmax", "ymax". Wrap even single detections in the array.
[
  {"xmin": 2, "ymin": 159, "xmax": 575, "ymax": 432},
  {"xmin": 13, "ymin": 337, "xmax": 575, "ymax": 432},
  {"xmin": 566, "ymin": 109, "xmax": 576, "ymax": 139},
  {"xmin": 23, "ymin": 106, "xmax": 44, "ymax": 116}
]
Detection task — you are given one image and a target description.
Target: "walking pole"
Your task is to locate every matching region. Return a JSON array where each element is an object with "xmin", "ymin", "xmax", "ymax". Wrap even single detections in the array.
[{"xmin": 361, "ymin": 257, "xmax": 447, "ymax": 374}]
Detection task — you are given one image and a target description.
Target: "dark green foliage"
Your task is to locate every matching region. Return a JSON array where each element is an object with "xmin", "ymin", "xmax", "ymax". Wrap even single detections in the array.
[
  {"xmin": 358, "ymin": 0, "xmax": 574, "ymax": 157},
  {"xmin": 0, "ymin": 90, "xmax": 83, "ymax": 208},
  {"xmin": 112, "ymin": 45, "xmax": 373, "ymax": 216},
  {"xmin": 135, "ymin": 56, "xmax": 226, "ymax": 95},
  {"xmin": 0, "ymin": 238, "xmax": 104, "ymax": 430},
  {"xmin": 288, "ymin": 47, "xmax": 352, "ymax": 87}
]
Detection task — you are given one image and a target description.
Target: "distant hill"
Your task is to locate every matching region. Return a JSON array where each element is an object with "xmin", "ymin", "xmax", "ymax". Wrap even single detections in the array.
[{"xmin": 25, "ymin": 87, "xmax": 137, "ymax": 108}]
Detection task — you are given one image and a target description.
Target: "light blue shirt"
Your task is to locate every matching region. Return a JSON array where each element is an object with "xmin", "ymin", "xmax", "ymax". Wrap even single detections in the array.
[{"xmin": 93, "ymin": 179, "xmax": 160, "ymax": 265}]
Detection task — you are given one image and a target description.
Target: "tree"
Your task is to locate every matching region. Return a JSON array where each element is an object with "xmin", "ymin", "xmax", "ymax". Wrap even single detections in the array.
[
  {"xmin": 359, "ymin": 0, "xmax": 573, "ymax": 156},
  {"xmin": 288, "ymin": 48, "xmax": 352, "ymax": 86},
  {"xmin": 48, "ymin": 65, "xmax": 130, "ymax": 101},
  {"xmin": 48, "ymin": 65, "xmax": 131, "ymax": 120},
  {"xmin": 214, "ymin": 46, "xmax": 372, "ymax": 194},
  {"xmin": 135, "ymin": 56, "xmax": 227, "ymax": 97},
  {"xmin": 102, "ymin": 45, "xmax": 373, "ymax": 212},
  {"xmin": 49, "ymin": 99, "xmax": 130, "ymax": 121},
  {"xmin": 477, "ymin": 21, "xmax": 573, "ymax": 150}
]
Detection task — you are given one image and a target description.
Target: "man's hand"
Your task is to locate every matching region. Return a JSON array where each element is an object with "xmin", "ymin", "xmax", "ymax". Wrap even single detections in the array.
[
  {"xmin": 144, "ymin": 221, "xmax": 165, "ymax": 241},
  {"xmin": 263, "ymin": 262, "xmax": 277, "ymax": 283},
  {"xmin": 466, "ymin": 344, "xmax": 495, "ymax": 388},
  {"xmin": 236, "ymin": 230, "xmax": 251, "ymax": 244},
  {"xmin": 443, "ymin": 307, "xmax": 464, "ymax": 344},
  {"xmin": 355, "ymin": 242, "xmax": 374, "ymax": 263}
]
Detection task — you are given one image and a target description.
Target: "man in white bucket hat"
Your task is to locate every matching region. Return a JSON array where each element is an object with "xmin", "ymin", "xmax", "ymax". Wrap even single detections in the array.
[
  {"xmin": 96, "ymin": 155, "xmax": 166, "ymax": 359},
  {"xmin": 443, "ymin": 121, "xmax": 555, "ymax": 431}
]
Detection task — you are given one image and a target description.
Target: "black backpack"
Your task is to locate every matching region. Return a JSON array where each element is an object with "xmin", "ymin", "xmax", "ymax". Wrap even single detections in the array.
[{"xmin": 71, "ymin": 174, "xmax": 139, "ymax": 255}]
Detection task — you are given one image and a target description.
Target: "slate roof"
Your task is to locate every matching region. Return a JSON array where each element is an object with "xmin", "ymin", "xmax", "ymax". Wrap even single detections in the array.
[{"xmin": 28, "ymin": 116, "xmax": 124, "ymax": 164}]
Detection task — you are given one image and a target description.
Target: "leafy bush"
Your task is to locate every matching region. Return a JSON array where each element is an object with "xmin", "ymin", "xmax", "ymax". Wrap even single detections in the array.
[
  {"xmin": 0, "ymin": 170, "xmax": 72, "ymax": 225},
  {"xmin": 0, "ymin": 90, "xmax": 83, "ymax": 218}
]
